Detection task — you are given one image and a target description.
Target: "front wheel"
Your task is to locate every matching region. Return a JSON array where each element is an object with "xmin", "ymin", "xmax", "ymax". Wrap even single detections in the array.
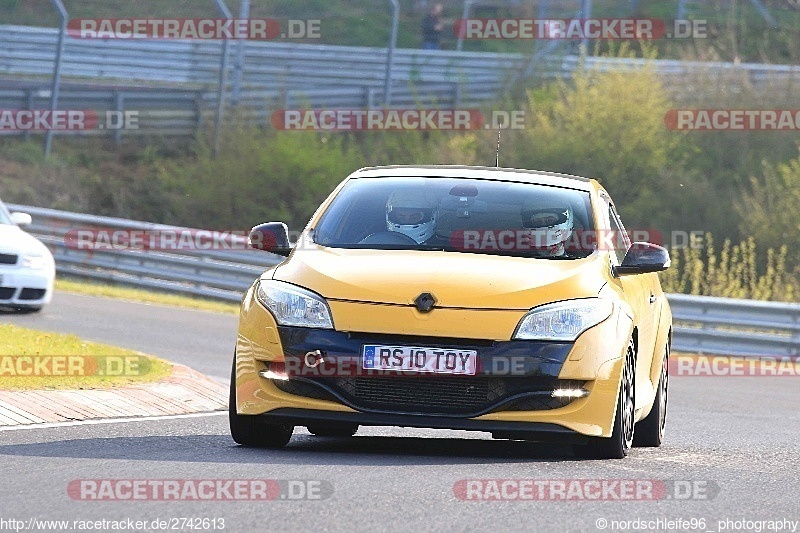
[
  {"xmin": 633, "ymin": 342, "xmax": 668, "ymax": 447},
  {"xmin": 576, "ymin": 337, "xmax": 636, "ymax": 459},
  {"xmin": 229, "ymin": 357, "xmax": 293, "ymax": 448}
]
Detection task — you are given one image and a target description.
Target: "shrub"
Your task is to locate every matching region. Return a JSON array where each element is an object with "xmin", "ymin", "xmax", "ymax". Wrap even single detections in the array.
[
  {"xmin": 660, "ymin": 233, "xmax": 797, "ymax": 302},
  {"xmin": 735, "ymin": 150, "xmax": 800, "ymax": 266}
]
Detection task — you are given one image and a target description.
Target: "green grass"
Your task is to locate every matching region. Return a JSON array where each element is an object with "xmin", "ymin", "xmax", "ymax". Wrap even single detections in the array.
[
  {"xmin": 0, "ymin": 324, "xmax": 172, "ymax": 390},
  {"xmin": 55, "ymin": 279, "xmax": 240, "ymax": 315}
]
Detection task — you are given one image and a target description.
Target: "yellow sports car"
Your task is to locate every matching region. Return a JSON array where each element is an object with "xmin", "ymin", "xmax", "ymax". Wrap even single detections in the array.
[{"xmin": 230, "ymin": 165, "xmax": 672, "ymax": 459}]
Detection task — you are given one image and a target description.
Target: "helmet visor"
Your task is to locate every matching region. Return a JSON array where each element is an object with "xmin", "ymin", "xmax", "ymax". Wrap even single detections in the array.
[
  {"xmin": 522, "ymin": 208, "xmax": 571, "ymax": 229},
  {"xmin": 388, "ymin": 207, "xmax": 434, "ymax": 225}
]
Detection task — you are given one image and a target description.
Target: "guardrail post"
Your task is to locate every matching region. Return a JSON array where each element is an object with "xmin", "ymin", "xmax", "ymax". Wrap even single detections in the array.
[
  {"xmin": 579, "ymin": 0, "xmax": 592, "ymax": 58},
  {"xmin": 365, "ymin": 87, "xmax": 374, "ymax": 109},
  {"xmin": 113, "ymin": 92, "xmax": 124, "ymax": 149},
  {"xmin": 748, "ymin": 0, "xmax": 777, "ymax": 27},
  {"xmin": 194, "ymin": 91, "xmax": 204, "ymax": 137},
  {"xmin": 212, "ymin": 0, "xmax": 233, "ymax": 158},
  {"xmin": 230, "ymin": 0, "xmax": 250, "ymax": 108},
  {"xmin": 24, "ymin": 88, "xmax": 34, "ymax": 142},
  {"xmin": 456, "ymin": 0, "xmax": 476, "ymax": 52},
  {"xmin": 384, "ymin": 0, "xmax": 400, "ymax": 107},
  {"xmin": 677, "ymin": 0, "xmax": 689, "ymax": 20},
  {"xmin": 44, "ymin": 0, "xmax": 68, "ymax": 159},
  {"xmin": 534, "ymin": 0, "xmax": 550, "ymax": 55}
]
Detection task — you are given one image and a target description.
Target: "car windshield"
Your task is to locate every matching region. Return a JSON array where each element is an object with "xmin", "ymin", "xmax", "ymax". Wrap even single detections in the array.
[
  {"xmin": 0, "ymin": 200, "xmax": 13, "ymax": 225},
  {"xmin": 313, "ymin": 176, "xmax": 595, "ymax": 259}
]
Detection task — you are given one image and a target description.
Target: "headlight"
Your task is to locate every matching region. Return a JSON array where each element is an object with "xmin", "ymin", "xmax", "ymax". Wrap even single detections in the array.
[
  {"xmin": 256, "ymin": 280, "xmax": 333, "ymax": 329},
  {"xmin": 513, "ymin": 299, "xmax": 613, "ymax": 341},
  {"xmin": 21, "ymin": 254, "xmax": 46, "ymax": 270}
]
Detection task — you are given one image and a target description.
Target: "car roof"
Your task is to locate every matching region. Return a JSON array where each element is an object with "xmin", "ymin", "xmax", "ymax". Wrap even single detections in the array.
[{"xmin": 353, "ymin": 165, "xmax": 596, "ymax": 191}]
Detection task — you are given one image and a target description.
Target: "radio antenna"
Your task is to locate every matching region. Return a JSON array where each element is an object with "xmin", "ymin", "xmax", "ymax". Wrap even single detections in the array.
[{"xmin": 495, "ymin": 127, "xmax": 502, "ymax": 168}]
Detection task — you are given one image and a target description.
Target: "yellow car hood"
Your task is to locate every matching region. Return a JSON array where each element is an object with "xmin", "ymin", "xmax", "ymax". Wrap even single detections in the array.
[{"xmin": 272, "ymin": 246, "xmax": 606, "ymax": 310}]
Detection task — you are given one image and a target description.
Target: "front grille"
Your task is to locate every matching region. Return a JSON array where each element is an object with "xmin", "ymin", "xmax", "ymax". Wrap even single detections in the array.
[
  {"xmin": 0, "ymin": 254, "xmax": 18, "ymax": 265},
  {"xmin": 19, "ymin": 288, "xmax": 46, "ymax": 300},
  {"xmin": 342, "ymin": 376, "xmax": 496, "ymax": 415},
  {"xmin": 0, "ymin": 287, "xmax": 16, "ymax": 300},
  {"xmin": 274, "ymin": 375, "xmax": 584, "ymax": 416}
]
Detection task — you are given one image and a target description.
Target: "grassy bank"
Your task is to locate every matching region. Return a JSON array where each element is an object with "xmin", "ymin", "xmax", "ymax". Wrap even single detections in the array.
[
  {"xmin": 0, "ymin": 324, "xmax": 172, "ymax": 390},
  {"xmin": 55, "ymin": 279, "xmax": 240, "ymax": 315}
]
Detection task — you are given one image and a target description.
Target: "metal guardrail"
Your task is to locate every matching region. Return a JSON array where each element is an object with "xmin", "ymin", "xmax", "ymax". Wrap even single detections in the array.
[
  {"xmin": 668, "ymin": 294, "xmax": 800, "ymax": 357},
  {"xmin": 0, "ymin": 83, "xmax": 483, "ymax": 141},
  {"xmin": 4, "ymin": 24, "xmax": 800, "ymax": 94},
  {"xmin": 0, "ymin": 86, "xmax": 204, "ymax": 139},
  {"xmin": 7, "ymin": 203, "xmax": 800, "ymax": 357},
  {"xmin": 8, "ymin": 203, "xmax": 281, "ymax": 302},
  {"xmin": 3, "ymin": 23, "xmax": 800, "ymax": 142},
  {"xmin": 0, "ymin": 25, "xmax": 519, "ymax": 90}
]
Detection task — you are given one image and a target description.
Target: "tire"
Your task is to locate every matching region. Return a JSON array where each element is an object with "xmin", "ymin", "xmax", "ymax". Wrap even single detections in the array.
[
  {"xmin": 306, "ymin": 424, "xmax": 359, "ymax": 437},
  {"xmin": 633, "ymin": 343, "xmax": 669, "ymax": 447},
  {"xmin": 229, "ymin": 357, "xmax": 293, "ymax": 448},
  {"xmin": 575, "ymin": 337, "xmax": 636, "ymax": 459}
]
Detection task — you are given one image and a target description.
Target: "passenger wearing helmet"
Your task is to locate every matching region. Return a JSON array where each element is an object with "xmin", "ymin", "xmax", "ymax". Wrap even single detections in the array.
[
  {"xmin": 386, "ymin": 190, "xmax": 439, "ymax": 244},
  {"xmin": 521, "ymin": 196, "xmax": 574, "ymax": 257}
]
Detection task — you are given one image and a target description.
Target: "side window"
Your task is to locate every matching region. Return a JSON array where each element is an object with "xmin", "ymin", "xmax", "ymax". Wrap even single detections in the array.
[{"xmin": 608, "ymin": 204, "xmax": 630, "ymax": 264}]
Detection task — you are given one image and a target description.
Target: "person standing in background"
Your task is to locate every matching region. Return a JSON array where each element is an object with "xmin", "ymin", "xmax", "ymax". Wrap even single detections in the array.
[{"xmin": 421, "ymin": 3, "xmax": 444, "ymax": 49}]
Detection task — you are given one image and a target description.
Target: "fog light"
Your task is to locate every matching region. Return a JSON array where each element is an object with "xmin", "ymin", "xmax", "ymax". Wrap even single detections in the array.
[
  {"xmin": 258, "ymin": 362, "xmax": 288, "ymax": 381},
  {"xmin": 551, "ymin": 388, "xmax": 589, "ymax": 399}
]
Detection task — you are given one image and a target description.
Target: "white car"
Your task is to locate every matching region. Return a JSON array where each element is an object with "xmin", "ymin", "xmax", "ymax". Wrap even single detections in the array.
[{"xmin": 0, "ymin": 199, "xmax": 55, "ymax": 312}]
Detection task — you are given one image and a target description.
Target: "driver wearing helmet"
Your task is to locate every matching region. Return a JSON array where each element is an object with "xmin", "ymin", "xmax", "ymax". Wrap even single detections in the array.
[
  {"xmin": 521, "ymin": 196, "xmax": 575, "ymax": 257},
  {"xmin": 386, "ymin": 190, "xmax": 439, "ymax": 244}
]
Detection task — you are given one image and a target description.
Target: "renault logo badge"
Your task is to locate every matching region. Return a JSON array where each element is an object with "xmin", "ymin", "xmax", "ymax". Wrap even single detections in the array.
[{"xmin": 414, "ymin": 293, "xmax": 437, "ymax": 313}]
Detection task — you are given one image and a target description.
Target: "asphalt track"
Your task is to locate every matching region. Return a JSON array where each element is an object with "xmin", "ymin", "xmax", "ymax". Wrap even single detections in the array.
[{"xmin": 0, "ymin": 291, "xmax": 798, "ymax": 532}]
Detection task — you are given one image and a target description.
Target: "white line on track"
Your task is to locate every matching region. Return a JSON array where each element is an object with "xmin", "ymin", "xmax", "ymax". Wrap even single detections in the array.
[{"xmin": 0, "ymin": 410, "xmax": 227, "ymax": 432}]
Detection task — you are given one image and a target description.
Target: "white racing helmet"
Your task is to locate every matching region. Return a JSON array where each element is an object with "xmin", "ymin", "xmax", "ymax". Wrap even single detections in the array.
[
  {"xmin": 521, "ymin": 195, "xmax": 574, "ymax": 256},
  {"xmin": 386, "ymin": 190, "xmax": 438, "ymax": 244}
]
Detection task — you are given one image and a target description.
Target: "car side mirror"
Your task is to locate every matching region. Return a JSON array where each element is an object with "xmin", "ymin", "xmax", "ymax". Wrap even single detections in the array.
[
  {"xmin": 249, "ymin": 222, "xmax": 292, "ymax": 256},
  {"xmin": 10, "ymin": 212, "xmax": 32, "ymax": 227},
  {"xmin": 613, "ymin": 242, "xmax": 670, "ymax": 276}
]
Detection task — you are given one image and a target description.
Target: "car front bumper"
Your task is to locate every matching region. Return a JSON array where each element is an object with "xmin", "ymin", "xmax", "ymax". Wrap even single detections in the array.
[
  {"xmin": 234, "ymin": 284, "xmax": 633, "ymax": 439},
  {"xmin": 0, "ymin": 268, "xmax": 54, "ymax": 307}
]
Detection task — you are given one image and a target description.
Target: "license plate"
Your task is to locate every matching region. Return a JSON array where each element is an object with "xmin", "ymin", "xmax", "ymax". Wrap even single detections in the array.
[{"xmin": 362, "ymin": 345, "xmax": 478, "ymax": 375}]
